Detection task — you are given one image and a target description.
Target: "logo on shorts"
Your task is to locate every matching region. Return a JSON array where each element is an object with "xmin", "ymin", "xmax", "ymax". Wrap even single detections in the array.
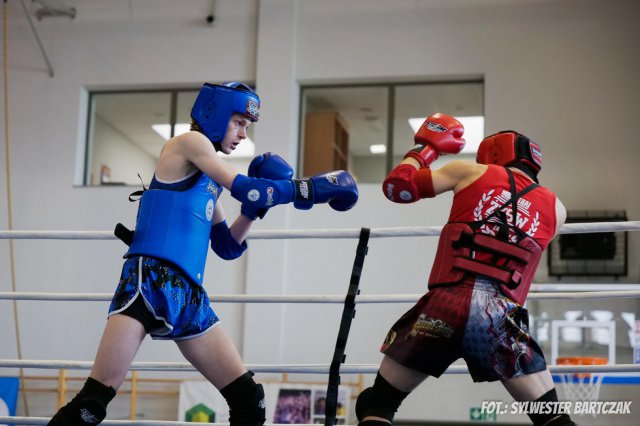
[
  {"xmin": 381, "ymin": 329, "xmax": 397, "ymax": 351},
  {"xmin": 410, "ymin": 314, "xmax": 454, "ymax": 338},
  {"xmin": 248, "ymin": 189, "xmax": 260, "ymax": 202},
  {"xmin": 205, "ymin": 199, "xmax": 214, "ymax": 221}
]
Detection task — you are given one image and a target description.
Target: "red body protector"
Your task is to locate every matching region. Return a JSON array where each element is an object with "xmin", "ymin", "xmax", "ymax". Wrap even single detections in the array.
[{"xmin": 428, "ymin": 167, "xmax": 553, "ymax": 305}]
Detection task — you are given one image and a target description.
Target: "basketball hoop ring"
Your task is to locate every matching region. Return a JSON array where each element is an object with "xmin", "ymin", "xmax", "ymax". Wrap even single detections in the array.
[{"xmin": 556, "ymin": 356, "xmax": 607, "ymax": 411}]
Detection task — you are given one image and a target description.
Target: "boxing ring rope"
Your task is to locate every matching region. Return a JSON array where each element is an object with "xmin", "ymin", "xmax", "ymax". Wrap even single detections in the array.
[
  {"xmin": 0, "ymin": 360, "xmax": 638, "ymax": 375},
  {"xmin": 1, "ymin": 220, "xmax": 640, "ymax": 240},
  {"xmin": 2, "ymin": 221, "xmax": 640, "ymax": 424},
  {"xmin": 2, "ymin": 290, "xmax": 640, "ymax": 303},
  {"xmin": 0, "ymin": 417, "xmax": 272, "ymax": 426}
]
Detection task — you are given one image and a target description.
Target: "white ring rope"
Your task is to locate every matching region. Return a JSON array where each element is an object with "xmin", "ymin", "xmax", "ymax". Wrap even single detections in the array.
[
  {"xmin": 2, "ymin": 290, "xmax": 640, "ymax": 303},
  {"xmin": 1, "ymin": 221, "xmax": 639, "ymax": 240},
  {"xmin": 0, "ymin": 418, "xmax": 260, "ymax": 426},
  {"xmin": 0, "ymin": 360, "xmax": 637, "ymax": 375}
]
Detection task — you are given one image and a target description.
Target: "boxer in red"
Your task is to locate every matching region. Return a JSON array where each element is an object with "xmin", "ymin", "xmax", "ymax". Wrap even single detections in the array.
[{"xmin": 356, "ymin": 114, "xmax": 575, "ymax": 426}]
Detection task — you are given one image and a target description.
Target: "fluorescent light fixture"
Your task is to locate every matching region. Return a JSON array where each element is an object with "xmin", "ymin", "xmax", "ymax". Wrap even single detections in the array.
[
  {"xmin": 369, "ymin": 144, "xmax": 387, "ymax": 154},
  {"xmin": 152, "ymin": 123, "xmax": 255, "ymax": 158},
  {"xmin": 408, "ymin": 116, "xmax": 485, "ymax": 154}
]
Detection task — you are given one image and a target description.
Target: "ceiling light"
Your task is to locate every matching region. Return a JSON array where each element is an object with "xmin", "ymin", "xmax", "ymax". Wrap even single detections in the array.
[
  {"xmin": 408, "ymin": 116, "xmax": 484, "ymax": 154},
  {"xmin": 369, "ymin": 144, "xmax": 387, "ymax": 154},
  {"xmin": 152, "ymin": 123, "xmax": 255, "ymax": 158}
]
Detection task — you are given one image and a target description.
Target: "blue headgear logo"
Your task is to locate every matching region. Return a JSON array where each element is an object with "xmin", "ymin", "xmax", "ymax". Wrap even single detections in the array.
[{"xmin": 191, "ymin": 82, "xmax": 260, "ymax": 143}]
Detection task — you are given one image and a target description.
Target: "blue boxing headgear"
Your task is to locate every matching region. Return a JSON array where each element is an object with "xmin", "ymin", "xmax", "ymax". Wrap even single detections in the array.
[{"xmin": 191, "ymin": 81, "xmax": 260, "ymax": 144}]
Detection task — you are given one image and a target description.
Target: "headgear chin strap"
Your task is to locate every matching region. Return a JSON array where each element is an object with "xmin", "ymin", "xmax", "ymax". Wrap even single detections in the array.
[
  {"xmin": 476, "ymin": 131, "xmax": 542, "ymax": 182},
  {"xmin": 191, "ymin": 81, "xmax": 260, "ymax": 145}
]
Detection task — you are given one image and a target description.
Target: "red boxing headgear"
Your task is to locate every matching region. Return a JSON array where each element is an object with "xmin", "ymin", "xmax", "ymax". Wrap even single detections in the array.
[{"xmin": 476, "ymin": 131, "xmax": 542, "ymax": 179}]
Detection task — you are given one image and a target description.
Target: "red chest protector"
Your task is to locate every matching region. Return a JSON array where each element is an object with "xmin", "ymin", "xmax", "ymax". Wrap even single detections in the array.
[{"xmin": 428, "ymin": 169, "xmax": 542, "ymax": 305}]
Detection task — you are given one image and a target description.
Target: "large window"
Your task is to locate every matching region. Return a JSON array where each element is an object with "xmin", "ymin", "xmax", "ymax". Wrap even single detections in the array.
[
  {"xmin": 82, "ymin": 86, "xmax": 255, "ymax": 186},
  {"xmin": 299, "ymin": 81, "xmax": 484, "ymax": 182}
]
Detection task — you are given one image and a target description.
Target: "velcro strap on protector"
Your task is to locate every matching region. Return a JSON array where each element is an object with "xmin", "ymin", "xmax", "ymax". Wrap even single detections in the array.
[
  {"xmin": 452, "ymin": 257, "xmax": 518, "ymax": 285},
  {"xmin": 472, "ymin": 233, "xmax": 532, "ymax": 262}
]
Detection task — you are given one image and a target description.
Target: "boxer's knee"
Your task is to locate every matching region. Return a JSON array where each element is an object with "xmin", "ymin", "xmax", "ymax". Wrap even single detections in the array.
[
  {"xmin": 220, "ymin": 371, "xmax": 266, "ymax": 426},
  {"xmin": 356, "ymin": 372, "xmax": 409, "ymax": 424},
  {"xmin": 48, "ymin": 377, "xmax": 116, "ymax": 426}
]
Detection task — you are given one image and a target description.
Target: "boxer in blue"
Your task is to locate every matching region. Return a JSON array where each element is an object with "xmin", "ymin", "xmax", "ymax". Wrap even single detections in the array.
[{"xmin": 48, "ymin": 82, "xmax": 358, "ymax": 426}]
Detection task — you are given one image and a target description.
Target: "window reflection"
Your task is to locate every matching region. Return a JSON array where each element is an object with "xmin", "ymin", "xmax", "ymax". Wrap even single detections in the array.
[{"xmin": 300, "ymin": 81, "xmax": 484, "ymax": 183}]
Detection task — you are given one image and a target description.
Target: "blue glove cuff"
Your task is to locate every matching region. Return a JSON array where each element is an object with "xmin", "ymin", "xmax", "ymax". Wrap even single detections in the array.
[{"xmin": 292, "ymin": 179, "xmax": 314, "ymax": 210}]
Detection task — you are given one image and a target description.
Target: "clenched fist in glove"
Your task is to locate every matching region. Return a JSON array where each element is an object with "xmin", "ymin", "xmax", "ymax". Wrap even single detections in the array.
[
  {"xmin": 405, "ymin": 113, "xmax": 465, "ymax": 167},
  {"xmin": 241, "ymin": 152, "xmax": 294, "ymax": 220},
  {"xmin": 292, "ymin": 171, "xmax": 358, "ymax": 211},
  {"xmin": 248, "ymin": 152, "xmax": 294, "ymax": 181},
  {"xmin": 233, "ymin": 160, "xmax": 358, "ymax": 216}
]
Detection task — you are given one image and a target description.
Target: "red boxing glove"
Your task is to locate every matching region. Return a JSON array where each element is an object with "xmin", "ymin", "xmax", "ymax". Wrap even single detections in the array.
[
  {"xmin": 405, "ymin": 113, "xmax": 466, "ymax": 167},
  {"xmin": 382, "ymin": 164, "xmax": 435, "ymax": 203}
]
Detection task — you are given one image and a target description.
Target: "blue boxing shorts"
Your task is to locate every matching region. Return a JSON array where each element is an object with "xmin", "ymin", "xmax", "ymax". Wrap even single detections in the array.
[
  {"xmin": 381, "ymin": 278, "xmax": 547, "ymax": 382},
  {"xmin": 108, "ymin": 256, "xmax": 219, "ymax": 340}
]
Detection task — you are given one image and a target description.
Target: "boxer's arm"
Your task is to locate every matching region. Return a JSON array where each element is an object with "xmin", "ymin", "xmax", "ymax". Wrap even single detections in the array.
[
  {"xmin": 383, "ymin": 113, "xmax": 470, "ymax": 203},
  {"xmin": 179, "ymin": 131, "xmax": 240, "ymax": 189},
  {"xmin": 209, "ymin": 201, "xmax": 251, "ymax": 260},
  {"xmin": 432, "ymin": 160, "xmax": 488, "ymax": 194},
  {"xmin": 383, "ymin": 158, "xmax": 483, "ymax": 203},
  {"xmin": 554, "ymin": 197, "xmax": 567, "ymax": 237},
  {"xmin": 213, "ymin": 202, "xmax": 252, "ymax": 244}
]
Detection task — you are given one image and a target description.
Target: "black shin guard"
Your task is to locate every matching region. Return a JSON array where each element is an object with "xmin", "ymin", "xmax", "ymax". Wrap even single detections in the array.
[
  {"xmin": 527, "ymin": 389, "xmax": 576, "ymax": 426},
  {"xmin": 220, "ymin": 371, "xmax": 266, "ymax": 426},
  {"xmin": 48, "ymin": 377, "xmax": 116, "ymax": 426},
  {"xmin": 355, "ymin": 372, "xmax": 410, "ymax": 424}
]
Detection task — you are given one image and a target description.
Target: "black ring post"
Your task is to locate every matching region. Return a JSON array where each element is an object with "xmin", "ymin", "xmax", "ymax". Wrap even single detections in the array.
[{"xmin": 324, "ymin": 227, "xmax": 370, "ymax": 426}]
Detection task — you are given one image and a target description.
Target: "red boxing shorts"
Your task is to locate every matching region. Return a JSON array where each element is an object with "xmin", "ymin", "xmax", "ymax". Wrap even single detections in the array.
[{"xmin": 381, "ymin": 279, "xmax": 547, "ymax": 382}]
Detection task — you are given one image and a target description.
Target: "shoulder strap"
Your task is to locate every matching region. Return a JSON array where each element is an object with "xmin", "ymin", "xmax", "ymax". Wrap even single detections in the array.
[
  {"xmin": 481, "ymin": 168, "xmax": 539, "ymax": 225},
  {"xmin": 128, "ymin": 173, "xmax": 147, "ymax": 202}
]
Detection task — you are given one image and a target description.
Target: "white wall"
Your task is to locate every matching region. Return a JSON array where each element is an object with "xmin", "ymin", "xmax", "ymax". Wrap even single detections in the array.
[{"xmin": 1, "ymin": 0, "xmax": 639, "ymax": 424}]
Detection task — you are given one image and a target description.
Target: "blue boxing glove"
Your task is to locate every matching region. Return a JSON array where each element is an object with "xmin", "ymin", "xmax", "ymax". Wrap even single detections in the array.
[
  {"xmin": 248, "ymin": 152, "xmax": 294, "ymax": 180},
  {"xmin": 291, "ymin": 170, "xmax": 358, "ymax": 211},
  {"xmin": 231, "ymin": 170, "xmax": 358, "ymax": 212},
  {"xmin": 231, "ymin": 174, "xmax": 294, "ymax": 208},
  {"xmin": 240, "ymin": 202, "xmax": 267, "ymax": 221},
  {"xmin": 242, "ymin": 153, "xmax": 295, "ymax": 220}
]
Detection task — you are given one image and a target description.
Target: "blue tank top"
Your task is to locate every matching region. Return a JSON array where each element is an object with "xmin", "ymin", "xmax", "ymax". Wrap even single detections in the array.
[{"xmin": 126, "ymin": 171, "xmax": 222, "ymax": 285}]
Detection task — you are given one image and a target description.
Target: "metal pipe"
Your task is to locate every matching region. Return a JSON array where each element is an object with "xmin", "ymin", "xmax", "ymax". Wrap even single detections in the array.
[{"xmin": 19, "ymin": 0, "xmax": 54, "ymax": 77}]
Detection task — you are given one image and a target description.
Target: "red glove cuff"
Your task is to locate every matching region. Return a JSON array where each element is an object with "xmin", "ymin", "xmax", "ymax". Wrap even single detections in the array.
[
  {"xmin": 404, "ymin": 144, "xmax": 439, "ymax": 168},
  {"xmin": 382, "ymin": 164, "xmax": 435, "ymax": 203},
  {"xmin": 414, "ymin": 168, "xmax": 435, "ymax": 198}
]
